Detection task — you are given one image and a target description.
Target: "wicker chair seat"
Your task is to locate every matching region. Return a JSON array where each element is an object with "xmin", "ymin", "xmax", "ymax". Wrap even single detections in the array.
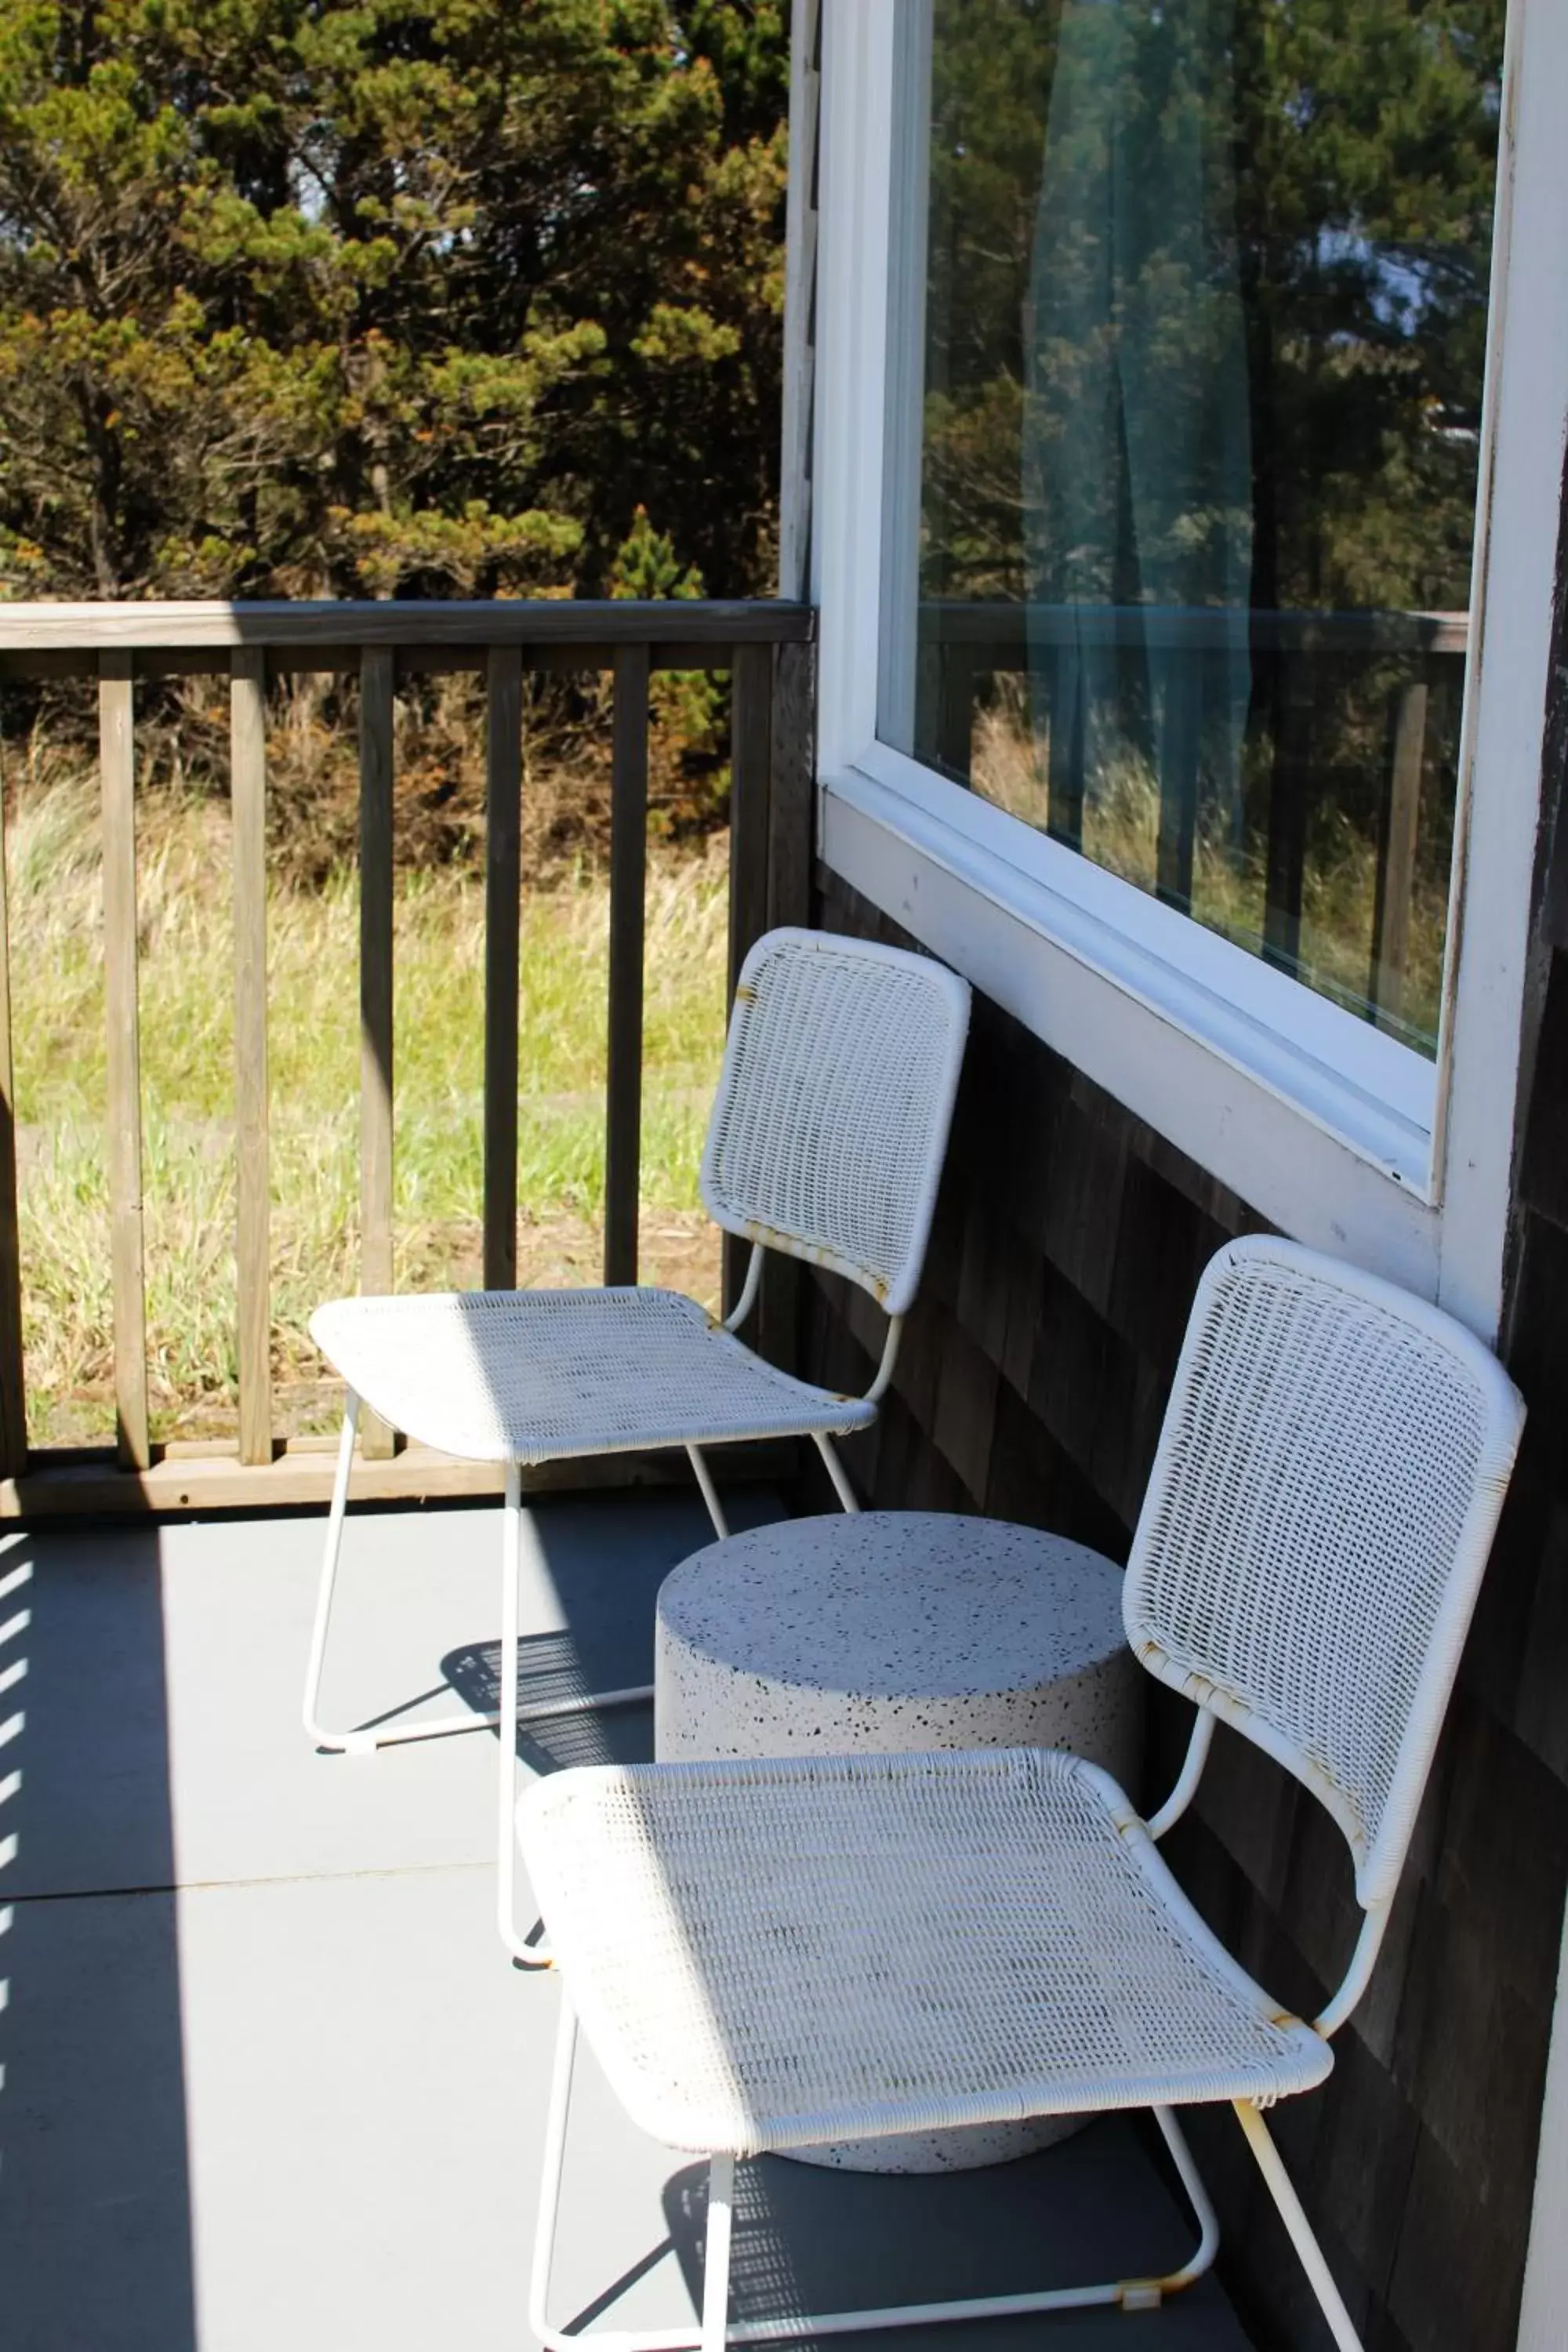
[
  {"xmin": 310, "ymin": 1287, "xmax": 877, "ymax": 1465},
  {"xmin": 518, "ymin": 1744, "xmax": 1333, "ymax": 2159}
]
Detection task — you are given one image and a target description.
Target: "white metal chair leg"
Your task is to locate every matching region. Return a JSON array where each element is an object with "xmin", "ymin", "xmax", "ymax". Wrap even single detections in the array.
[
  {"xmin": 694, "ymin": 1432, "xmax": 859, "ymax": 1537},
  {"xmin": 687, "ymin": 1443, "xmax": 731, "ymax": 1540},
  {"xmin": 1233, "ymin": 2098, "xmax": 1364, "ymax": 2352},
  {"xmin": 301, "ymin": 1396, "xmax": 388, "ymax": 1752},
  {"xmin": 497, "ymin": 1460, "xmax": 534, "ymax": 1962},
  {"xmin": 814, "ymin": 1432, "xmax": 861, "ymax": 1514},
  {"xmin": 528, "ymin": 2067, "xmax": 1222, "ymax": 2351},
  {"xmin": 702, "ymin": 2155, "xmax": 735, "ymax": 2352},
  {"xmin": 494, "ymin": 1465, "xmax": 656, "ymax": 1965},
  {"xmin": 1149, "ymin": 2107, "xmax": 1220, "ymax": 2294},
  {"xmin": 529, "ymin": 1987, "xmax": 580, "ymax": 2350},
  {"xmin": 303, "ymin": 1392, "xmax": 504, "ymax": 1754},
  {"xmin": 304, "ymin": 1411, "xmax": 654, "ymax": 1769}
]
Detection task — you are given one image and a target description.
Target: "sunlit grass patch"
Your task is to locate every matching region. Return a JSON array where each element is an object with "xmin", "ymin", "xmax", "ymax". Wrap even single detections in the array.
[{"xmin": 9, "ymin": 779, "xmax": 728, "ymax": 1445}]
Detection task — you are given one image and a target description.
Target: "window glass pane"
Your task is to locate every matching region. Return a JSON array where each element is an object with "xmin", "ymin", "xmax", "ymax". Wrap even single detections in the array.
[{"xmin": 878, "ymin": 0, "xmax": 1504, "ymax": 1060}]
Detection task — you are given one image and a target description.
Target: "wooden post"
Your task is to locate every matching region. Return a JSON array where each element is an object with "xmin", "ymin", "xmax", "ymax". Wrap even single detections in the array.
[
  {"xmin": 725, "ymin": 643, "xmax": 774, "ymax": 1313},
  {"xmin": 1155, "ymin": 655, "xmax": 1200, "ymax": 914},
  {"xmin": 728, "ymin": 644, "xmax": 774, "ymax": 999},
  {"xmin": 935, "ymin": 650, "xmax": 974, "ymax": 785},
  {"xmin": 1047, "ymin": 644, "xmax": 1086, "ymax": 851},
  {"xmin": 1264, "ymin": 656, "xmax": 1314, "ymax": 978},
  {"xmin": 0, "ymin": 746, "xmax": 26, "ymax": 1475},
  {"xmin": 768, "ymin": 640, "xmax": 814, "ymax": 935},
  {"xmin": 230, "ymin": 648, "xmax": 272, "ymax": 1464},
  {"xmin": 483, "ymin": 645, "xmax": 524, "ymax": 1290},
  {"xmin": 1371, "ymin": 677, "xmax": 1428, "ymax": 1030},
  {"xmin": 604, "ymin": 643, "xmax": 650, "ymax": 1288},
  {"xmin": 758, "ymin": 639, "xmax": 815, "ymax": 1373},
  {"xmin": 100, "ymin": 652, "xmax": 150, "ymax": 1471},
  {"xmin": 358, "ymin": 648, "xmax": 395, "ymax": 1457}
]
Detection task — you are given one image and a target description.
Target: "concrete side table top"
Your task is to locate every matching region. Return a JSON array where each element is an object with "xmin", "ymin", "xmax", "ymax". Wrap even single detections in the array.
[
  {"xmin": 657, "ymin": 1511, "xmax": 1138, "ymax": 1766},
  {"xmin": 658, "ymin": 1509, "xmax": 1127, "ymax": 1686},
  {"xmin": 654, "ymin": 1511, "xmax": 1142, "ymax": 2174}
]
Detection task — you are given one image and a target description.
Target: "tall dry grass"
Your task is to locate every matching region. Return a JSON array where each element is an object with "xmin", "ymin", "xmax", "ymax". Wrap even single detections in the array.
[{"xmin": 9, "ymin": 770, "xmax": 729, "ymax": 1446}]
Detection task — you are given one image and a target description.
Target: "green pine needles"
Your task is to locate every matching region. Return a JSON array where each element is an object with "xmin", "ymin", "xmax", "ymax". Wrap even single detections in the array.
[{"xmin": 0, "ymin": 1, "xmax": 789, "ymax": 604}]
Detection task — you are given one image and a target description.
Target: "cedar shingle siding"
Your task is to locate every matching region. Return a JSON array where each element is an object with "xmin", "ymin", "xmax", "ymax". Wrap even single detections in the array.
[{"xmin": 795, "ymin": 512, "xmax": 1568, "ymax": 2344}]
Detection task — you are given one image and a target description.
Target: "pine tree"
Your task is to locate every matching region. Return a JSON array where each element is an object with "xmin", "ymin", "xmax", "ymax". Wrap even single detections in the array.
[{"xmin": 0, "ymin": 1, "xmax": 788, "ymax": 601}]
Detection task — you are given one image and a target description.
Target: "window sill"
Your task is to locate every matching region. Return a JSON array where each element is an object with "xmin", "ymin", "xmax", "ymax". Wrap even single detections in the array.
[{"xmin": 820, "ymin": 757, "xmax": 1442, "ymax": 1296}]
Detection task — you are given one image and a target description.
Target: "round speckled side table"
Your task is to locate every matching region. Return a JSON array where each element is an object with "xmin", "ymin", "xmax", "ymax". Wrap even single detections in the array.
[{"xmin": 654, "ymin": 1510, "xmax": 1142, "ymax": 2174}]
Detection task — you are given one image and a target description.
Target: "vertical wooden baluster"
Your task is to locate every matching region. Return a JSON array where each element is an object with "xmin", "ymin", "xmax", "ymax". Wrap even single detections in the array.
[
  {"xmin": 767, "ymin": 640, "xmax": 814, "ymax": 936},
  {"xmin": 0, "ymin": 749, "xmax": 26, "ymax": 1475},
  {"xmin": 724, "ymin": 643, "xmax": 774, "ymax": 1316},
  {"xmin": 604, "ymin": 642, "xmax": 650, "ymax": 1288},
  {"xmin": 100, "ymin": 651, "xmax": 150, "ymax": 1472},
  {"xmin": 1264, "ymin": 653, "xmax": 1314, "ymax": 978},
  {"xmin": 484, "ymin": 645, "xmax": 524, "ymax": 1290},
  {"xmin": 913, "ymin": 637, "xmax": 942, "ymax": 772},
  {"xmin": 358, "ymin": 647, "xmax": 395, "ymax": 1457},
  {"xmin": 1155, "ymin": 652, "xmax": 1201, "ymax": 914},
  {"xmin": 1047, "ymin": 643, "xmax": 1085, "ymax": 851},
  {"xmin": 231, "ymin": 648, "xmax": 272, "ymax": 1464},
  {"xmin": 1371, "ymin": 675, "xmax": 1428, "ymax": 1032},
  {"xmin": 935, "ymin": 649, "xmax": 973, "ymax": 785}
]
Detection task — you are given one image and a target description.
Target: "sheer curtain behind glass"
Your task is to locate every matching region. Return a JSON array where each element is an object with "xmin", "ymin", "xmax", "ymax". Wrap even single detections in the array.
[
  {"xmin": 1025, "ymin": 0, "xmax": 1251, "ymax": 891},
  {"xmin": 879, "ymin": 0, "xmax": 1502, "ymax": 1061}
]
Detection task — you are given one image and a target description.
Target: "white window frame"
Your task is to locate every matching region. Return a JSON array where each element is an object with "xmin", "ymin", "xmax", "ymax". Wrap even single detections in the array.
[{"xmin": 811, "ymin": 0, "xmax": 1568, "ymax": 1338}]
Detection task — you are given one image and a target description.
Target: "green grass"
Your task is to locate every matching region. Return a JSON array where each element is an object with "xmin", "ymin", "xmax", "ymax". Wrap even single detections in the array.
[{"xmin": 9, "ymin": 776, "xmax": 728, "ymax": 1445}]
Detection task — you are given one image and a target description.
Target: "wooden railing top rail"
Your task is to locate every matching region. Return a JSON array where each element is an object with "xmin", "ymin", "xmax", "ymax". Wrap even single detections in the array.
[
  {"xmin": 919, "ymin": 600, "xmax": 1469, "ymax": 657},
  {"xmin": 0, "ymin": 595, "xmax": 813, "ymax": 663}
]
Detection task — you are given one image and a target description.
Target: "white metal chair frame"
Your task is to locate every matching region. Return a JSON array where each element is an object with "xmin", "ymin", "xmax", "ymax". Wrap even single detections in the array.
[
  {"xmin": 519, "ymin": 1236, "xmax": 1526, "ymax": 2352},
  {"xmin": 301, "ymin": 927, "xmax": 971, "ymax": 1962}
]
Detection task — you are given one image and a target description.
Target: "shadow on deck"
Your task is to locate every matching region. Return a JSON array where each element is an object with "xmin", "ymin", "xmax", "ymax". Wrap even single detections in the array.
[{"xmin": 0, "ymin": 1489, "xmax": 1252, "ymax": 2352}]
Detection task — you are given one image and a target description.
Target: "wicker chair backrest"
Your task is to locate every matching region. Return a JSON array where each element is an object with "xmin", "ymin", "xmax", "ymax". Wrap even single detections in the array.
[
  {"xmin": 1123, "ymin": 1236, "xmax": 1523, "ymax": 1907},
  {"xmin": 700, "ymin": 929, "xmax": 970, "ymax": 1319}
]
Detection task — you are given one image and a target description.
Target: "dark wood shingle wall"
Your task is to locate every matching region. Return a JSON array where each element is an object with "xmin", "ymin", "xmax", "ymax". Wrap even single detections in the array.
[{"xmin": 796, "ymin": 805, "xmax": 1568, "ymax": 2345}]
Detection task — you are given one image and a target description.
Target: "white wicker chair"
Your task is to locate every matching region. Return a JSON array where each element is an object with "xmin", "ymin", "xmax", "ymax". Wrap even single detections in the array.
[
  {"xmin": 303, "ymin": 927, "xmax": 970, "ymax": 1960},
  {"xmin": 517, "ymin": 1236, "xmax": 1525, "ymax": 2352}
]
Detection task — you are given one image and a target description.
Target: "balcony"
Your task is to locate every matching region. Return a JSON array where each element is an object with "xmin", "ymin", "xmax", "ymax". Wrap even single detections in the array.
[{"xmin": 0, "ymin": 592, "xmax": 1269, "ymax": 2348}]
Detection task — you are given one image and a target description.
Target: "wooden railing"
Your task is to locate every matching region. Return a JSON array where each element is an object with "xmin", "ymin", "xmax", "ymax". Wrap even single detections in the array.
[
  {"xmin": 0, "ymin": 599, "xmax": 814, "ymax": 1513},
  {"xmin": 915, "ymin": 601, "xmax": 1468, "ymax": 1038}
]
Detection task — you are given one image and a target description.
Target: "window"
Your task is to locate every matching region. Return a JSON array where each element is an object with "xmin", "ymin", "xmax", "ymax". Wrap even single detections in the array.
[
  {"xmin": 878, "ymin": 0, "xmax": 1500, "ymax": 1066},
  {"xmin": 811, "ymin": 0, "xmax": 1568, "ymax": 1334}
]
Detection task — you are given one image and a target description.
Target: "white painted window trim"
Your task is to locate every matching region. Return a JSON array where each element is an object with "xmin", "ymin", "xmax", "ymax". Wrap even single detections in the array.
[{"xmin": 810, "ymin": 0, "xmax": 1568, "ymax": 1338}]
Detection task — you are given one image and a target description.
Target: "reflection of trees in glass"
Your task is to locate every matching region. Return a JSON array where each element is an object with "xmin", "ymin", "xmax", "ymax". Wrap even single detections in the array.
[
  {"xmin": 921, "ymin": 0, "xmax": 1502, "ymax": 618},
  {"xmin": 921, "ymin": 0, "xmax": 1062, "ymax": 601},
  {"xmin": 1236, "ymin": 0, "xmax": 1501, "ymax": 623},
  {"xmin": 1024, "ymin": 0, "xmax": 1250, "ymax": 608},
  {"xmin": 1023, "ymin": 0, "xmax": 1253, "ymax": 825},
  {"xmin": 915, "ymin": 0, "xmax": 1503, "ymax": 1053}
]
